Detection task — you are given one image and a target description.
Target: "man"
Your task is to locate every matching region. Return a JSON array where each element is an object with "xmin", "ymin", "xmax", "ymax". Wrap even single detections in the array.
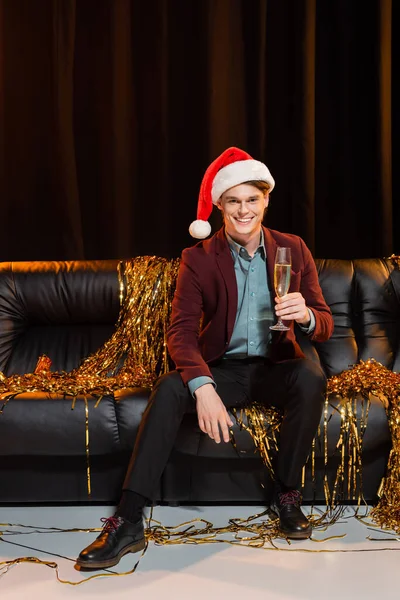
[{"xmin": 77, "ymin": 147, "xmax": 334, "ymax": 569}]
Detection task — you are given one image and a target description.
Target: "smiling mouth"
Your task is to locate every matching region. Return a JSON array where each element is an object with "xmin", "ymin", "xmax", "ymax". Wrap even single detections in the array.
[{"xmin": 235, "ymin": 217, "xmax": 253, "ymax": 224}]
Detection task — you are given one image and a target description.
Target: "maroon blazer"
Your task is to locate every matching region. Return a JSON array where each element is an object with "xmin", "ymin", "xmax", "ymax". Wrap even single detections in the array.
[{"xmin": 167, "ymin": 226, "xmax": 334, "ymax": 385}]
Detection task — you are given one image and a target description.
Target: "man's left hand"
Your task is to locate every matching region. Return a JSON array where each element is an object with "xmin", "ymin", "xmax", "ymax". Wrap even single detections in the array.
[{"xmin": 274, "ymin": 292, "xmax": 310, "ymax": 326}]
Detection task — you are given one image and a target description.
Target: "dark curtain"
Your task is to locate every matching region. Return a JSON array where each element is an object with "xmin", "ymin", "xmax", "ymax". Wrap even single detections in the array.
[{"xmin": 0, "ymin": 0, "xmax": 397, "ymax": 261}]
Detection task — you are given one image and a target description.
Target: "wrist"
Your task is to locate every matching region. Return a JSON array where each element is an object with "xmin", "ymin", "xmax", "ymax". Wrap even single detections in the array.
[
  {"xmin": 194, "ymin": 383, "xmax": 214, "ymax": 399},
  {"xmin": 297, "ymin": 309, "xmax": 311, "ymax": 326}
]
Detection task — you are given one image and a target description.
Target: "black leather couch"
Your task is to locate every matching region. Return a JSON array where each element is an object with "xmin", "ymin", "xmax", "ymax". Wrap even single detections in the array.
[{"xmin": 0, "ymin": 258, "xmax": 398, "ymax": 505}]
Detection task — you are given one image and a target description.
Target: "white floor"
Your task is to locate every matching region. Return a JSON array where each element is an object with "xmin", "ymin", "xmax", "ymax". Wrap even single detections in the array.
[{"xmin": 0, "ymin": 504, "xmax": 399, "ymax": 599}]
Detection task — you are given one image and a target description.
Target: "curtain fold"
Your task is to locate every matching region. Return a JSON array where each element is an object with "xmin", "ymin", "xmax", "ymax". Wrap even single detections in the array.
[
  {"xmin": 110, "ymin": 0, "xmax": 134, "ymax": 259},
  {"xmin": 52, "ymin": 0, "xmax": 83, "ymax": 257},
  {"xmin": 0, "ymin": 1, "xmax": 4, "ymax": 234},
  {"xmin": 378, "ymin": 0, "xmax": 392, "ymax": 256},
  {"xmin": 206, "ymin": 0, "xmax": 247, "ymax": 158}
]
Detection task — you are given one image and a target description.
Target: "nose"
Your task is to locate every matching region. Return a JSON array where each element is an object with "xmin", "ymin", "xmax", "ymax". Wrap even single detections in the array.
[{"xmin": 237, "ymin": 201, "xmax": 249, "ymax": 215}]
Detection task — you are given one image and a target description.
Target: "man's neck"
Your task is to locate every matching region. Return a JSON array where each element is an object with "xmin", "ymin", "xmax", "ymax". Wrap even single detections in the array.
[{"xmin": 226, "ymin": 228, "xmax": 263, "ymax": 257}]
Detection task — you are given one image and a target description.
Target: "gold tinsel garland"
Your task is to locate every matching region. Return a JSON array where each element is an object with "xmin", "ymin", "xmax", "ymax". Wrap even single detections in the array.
[
  {"xmin": 237, "ymin": 360, "xmax": 400, "ymax": 532},
  {"xmin": 232, "ymin": 390, "xmax": 369, "ymax": 529},
  {"xmin": 327, "ymin": 360, "xmax": 400, "ymax": 532},
  {"xmin": 0, "ymin": 255, "xmax": 399, "ymax": 532},
  {"xmin": 0, "ymin": 256, "xmax": 180, "ymax": 401},
  {"xmin": 389, "ymin": 253, "xmax": 400, "ymax": 269}
]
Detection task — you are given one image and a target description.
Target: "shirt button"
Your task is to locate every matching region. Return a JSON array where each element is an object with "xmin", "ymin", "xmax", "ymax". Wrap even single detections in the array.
[
  {"xmin": 250, "ymin": 292, "xmax": 255, "ymax": 297},
  {"xmin": 249, "ymin": 341, "xmax": 254, "ymax": 346},
  {"xmin": 250, "ymin": 317, "xmax": 254, "ymax": 321},
  {"xmin": 251, "ymin": 267, "xmax": 255, "ymax": 272}
]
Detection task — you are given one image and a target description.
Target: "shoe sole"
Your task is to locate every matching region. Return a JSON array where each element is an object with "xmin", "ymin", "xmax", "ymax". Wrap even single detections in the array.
[
  {"xmin": 76, "ymin": 538, "xmax": 146, "ymax": 569},
  {"xmin": 281, "ymin": 528, "xmax": 312, "ymax": 540}
]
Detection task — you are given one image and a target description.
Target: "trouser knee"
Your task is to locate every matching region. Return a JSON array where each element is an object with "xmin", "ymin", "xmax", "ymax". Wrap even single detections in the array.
[
  {"xmin": 148, "ymin": 370, "xmax": 192, "ymax": 414},
  {"xmin": 289, "ymin": 359, "xmax": 326, "ymax": 407}
]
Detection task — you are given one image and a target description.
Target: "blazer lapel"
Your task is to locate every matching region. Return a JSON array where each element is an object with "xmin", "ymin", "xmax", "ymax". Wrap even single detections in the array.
[
  {"xmin": 263, "ymin": 226, "xmax": 278, "ymax": 286},
  {"xmin": 263, "ymin": 226, "xmax": 301, "ymax": 292},
  {"xmin": 263, "ymin": 227, "xmax": 288, "ymax": 341},
  {"xmin": 215, "ymin": 229, "xmax": 238, "ymax": 342}
]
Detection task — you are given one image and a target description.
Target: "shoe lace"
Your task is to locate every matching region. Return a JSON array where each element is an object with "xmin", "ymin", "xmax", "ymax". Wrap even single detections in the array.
[
  {"xmin": 100, "ymin": 516, "xmax": 123, "ymax": 533},
  {"xmin": 278, "ymin": 490, "xmax": 302, "ymax": 506}
]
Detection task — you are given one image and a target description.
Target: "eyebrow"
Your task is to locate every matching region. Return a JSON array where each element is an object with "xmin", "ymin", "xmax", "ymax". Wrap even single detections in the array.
[{"xmin": 224, "ymin": 195, "xmax": 261, "ymax": 200}]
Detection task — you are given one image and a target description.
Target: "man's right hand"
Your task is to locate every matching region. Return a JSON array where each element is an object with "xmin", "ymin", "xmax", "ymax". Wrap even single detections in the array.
[{"xmin": 194, "ymin": 384, "xmax": 234, "ymax": 443}]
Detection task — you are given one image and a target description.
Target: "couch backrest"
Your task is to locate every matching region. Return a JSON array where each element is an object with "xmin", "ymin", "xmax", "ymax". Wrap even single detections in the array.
[
  {"xmin": 0, "ymin": 261, "xmax": 120, "ymax": 374},
  {"xmin": 0, "ymin": 258, "xmax": 399, "ymax": 378},
  {"xmin": 313, "ymin": 258, "xmax": 400, "ymax": 376}
]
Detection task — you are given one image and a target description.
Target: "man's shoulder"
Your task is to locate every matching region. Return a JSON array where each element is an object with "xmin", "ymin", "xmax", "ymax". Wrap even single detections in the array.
[
  {"xmin": 181, "ymin": 229, "xmax": 225, "ymax": 260},
  {"xmin": 264, "ymin": 227, "xmax": 305, "ymax": 247}
]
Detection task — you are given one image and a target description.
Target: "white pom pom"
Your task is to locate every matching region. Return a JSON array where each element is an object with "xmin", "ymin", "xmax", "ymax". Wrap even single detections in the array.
[{"xmin": 189, "ymin": 220, "xmax": 212, "ymax": 239}]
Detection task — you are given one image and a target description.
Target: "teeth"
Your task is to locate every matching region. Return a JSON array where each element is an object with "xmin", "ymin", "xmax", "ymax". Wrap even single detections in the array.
[{"xmin": 236, "ymin": 218, "xmax": 251, "ymax": 223}]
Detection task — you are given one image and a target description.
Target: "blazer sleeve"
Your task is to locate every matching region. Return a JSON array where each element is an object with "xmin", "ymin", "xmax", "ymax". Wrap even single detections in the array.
[
  {"xmin": 167, "ymin": 249, "xmax": 213, "ymax": 385},
  {"xmin": 299, "ymin": 238, "xmax": 334, "ymax": 342}
]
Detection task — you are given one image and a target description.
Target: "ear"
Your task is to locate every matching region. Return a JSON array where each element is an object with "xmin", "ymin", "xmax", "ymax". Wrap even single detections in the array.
[
  {"xmin": 216, "ymin": 199, "xmax": 223, "ymax": 212},
  {"xmin": 264, "ymin": 193, "xmax": 270, "ymax": 209}
]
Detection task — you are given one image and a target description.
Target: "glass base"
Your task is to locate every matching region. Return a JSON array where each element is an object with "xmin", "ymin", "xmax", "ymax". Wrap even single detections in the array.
[{"xmin": 269, "ymin": 322, "xmax": 290, "ymax": 331}]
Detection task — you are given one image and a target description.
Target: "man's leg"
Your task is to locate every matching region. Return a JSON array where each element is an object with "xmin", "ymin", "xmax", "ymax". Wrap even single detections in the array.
[
  {"xmin": 76, "ymin": 370, "xmax": 194, "ymax": 569},
  {"xmin": 121, "ymin": 363, "xmax": 250, "ymax": 503},
  {"xmin": 77, "ymin": 363, "xmax": 249, "ymax": 568},
  {"xmin": 121, "ymin": 371, "xmax": 194, "ymax": 501},
  {"xmin": 250, "ymin": 358, "xmax": 326, "ymax": 538}
]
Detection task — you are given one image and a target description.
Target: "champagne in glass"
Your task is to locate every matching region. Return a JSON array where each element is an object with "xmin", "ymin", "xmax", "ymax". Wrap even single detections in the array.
[{"xmin": 270, "ymin": 247, "xmax": 291, "ymax": 331}]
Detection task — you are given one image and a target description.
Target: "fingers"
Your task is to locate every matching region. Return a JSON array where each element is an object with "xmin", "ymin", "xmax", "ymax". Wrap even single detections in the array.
[
  {"xmin": 211, "ymin": 421, "xmax": 221, "ymax": 443},
  {"xmin": 275, "ymin": 292, "xmax": 304, "ymax": 309},
  {"xmin": 219, "ymin": 419, "xmax": 231, "ymax": 443},
  {"xmin": 275, "ymin": 293, "xmax": 307, "ymax": 321},
  {"xmin": 196, "ymin": 389, "xmax": 234, "ymax": 444},
  {"xmin": 211, "ymin": 417, "xmax": 232, "ymax": 444},
  {"xmin": 198, "ymin": 412, "xmax": 233, "ymax": 444},
  {"xmin": 219, "ymin": 412, "xmax": 235, "ymax": 443},
  {"xmin": 198, "ymin": 418, "xmax": 214, "ymax": 439}
]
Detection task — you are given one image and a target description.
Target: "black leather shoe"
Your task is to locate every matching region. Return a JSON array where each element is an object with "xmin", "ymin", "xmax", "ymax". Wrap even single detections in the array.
[
  {"xmin": 270, "ymin": 490, "xmax": 312, "ymax": 539},
  {"xmin": 76, "ymin": 515, "xmax": 145, "ymax": 569}
]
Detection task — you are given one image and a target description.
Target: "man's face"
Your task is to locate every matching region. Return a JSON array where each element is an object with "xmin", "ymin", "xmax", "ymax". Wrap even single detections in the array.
[{"xmin": 217, "ymin": 183, "xmax": 269, "ymax": 241}]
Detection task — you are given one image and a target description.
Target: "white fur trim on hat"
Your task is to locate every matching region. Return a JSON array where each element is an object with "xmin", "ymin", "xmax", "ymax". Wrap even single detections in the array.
[
  {"xmin": 189, "ymin": 219, "xmax": 212, "ymax": 239},
  {"xmin": 211, "ymin": 159, "xmax": 275, "ymax": 204}
]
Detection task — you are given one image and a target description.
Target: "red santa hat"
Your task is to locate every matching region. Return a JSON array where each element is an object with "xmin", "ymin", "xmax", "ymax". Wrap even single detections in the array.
[{"xmin": 189, "ymin": 146, "xmax": 275, "ymax": 239}]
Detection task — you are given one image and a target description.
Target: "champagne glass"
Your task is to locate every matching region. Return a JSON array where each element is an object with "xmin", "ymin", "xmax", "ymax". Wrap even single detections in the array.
[{"xmin": 270, "ymin": 247, "xmax": 291, "ymax": 331}]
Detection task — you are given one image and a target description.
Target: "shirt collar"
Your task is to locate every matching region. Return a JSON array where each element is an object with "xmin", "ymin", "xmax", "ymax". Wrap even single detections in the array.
[{"xmin": 226, "ymin": 229, "xmax": 266, "ymax": 259}]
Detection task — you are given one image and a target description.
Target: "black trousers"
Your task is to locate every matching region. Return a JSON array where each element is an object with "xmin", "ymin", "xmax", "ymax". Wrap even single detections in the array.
[{"xmin": 123, "ymin": 357, "xmax": 327, "ymax": 499}]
